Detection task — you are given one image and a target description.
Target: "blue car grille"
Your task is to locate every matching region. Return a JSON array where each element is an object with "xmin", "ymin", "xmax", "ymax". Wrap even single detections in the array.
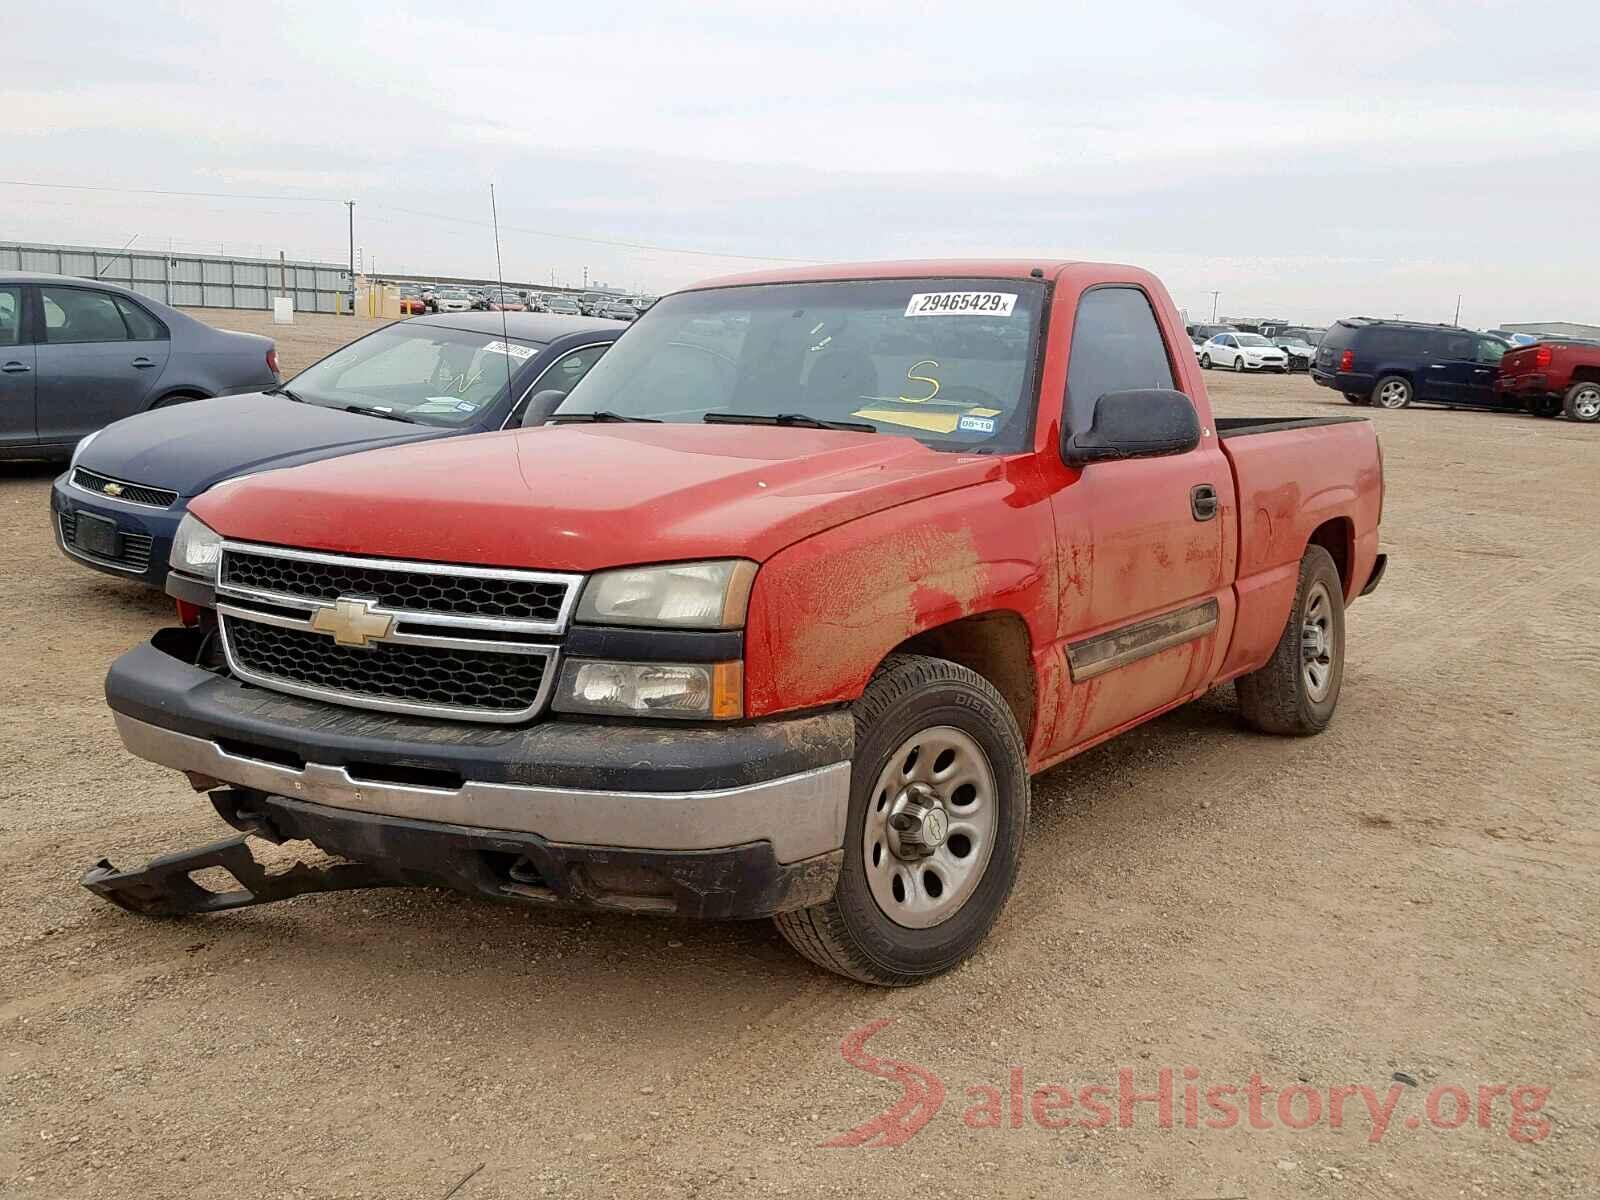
[{"xmin": 72, "ymin": 467, "xmax": 178, "ymax": 509}]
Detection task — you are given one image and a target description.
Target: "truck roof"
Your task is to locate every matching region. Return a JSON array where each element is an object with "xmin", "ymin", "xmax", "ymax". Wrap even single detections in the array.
[{"xmin": 685, "ymin": 258, "xmax": 1086, "ymax": 291}]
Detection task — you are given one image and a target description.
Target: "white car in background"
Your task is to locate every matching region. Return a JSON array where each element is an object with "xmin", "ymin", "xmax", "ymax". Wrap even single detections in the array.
[
  {"xmin": 435, "ymin": 289, "xmax": 474, "ymax": 313},
  {"xmin": 1200, "ymin": 332, "xmax": 1289, "ymax": 372}
]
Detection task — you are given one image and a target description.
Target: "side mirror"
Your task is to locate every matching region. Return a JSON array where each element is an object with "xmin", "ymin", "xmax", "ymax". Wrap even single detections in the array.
[
  {"xmin": 518, "ymin": 389, "xmax": 568, "ymax": 428},
  {"xmin": 1063, "ymin": 389, "xmax": 1201, "ymax": 465}
]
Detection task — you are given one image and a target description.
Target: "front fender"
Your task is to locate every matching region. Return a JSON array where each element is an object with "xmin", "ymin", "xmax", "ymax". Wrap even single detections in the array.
[{"xmin": 743, "ymin": 472, "xmax": 1056, "ymax": 718}]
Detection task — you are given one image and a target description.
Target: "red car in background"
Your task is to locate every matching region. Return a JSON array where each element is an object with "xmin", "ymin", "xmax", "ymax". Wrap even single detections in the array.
[
  {"xmin": 487, "ymin": 288, "xmax": 528, "ymax": 312},
  {"xmin": 1497, "ymin": 340, "xmax": 1600, "ymax": 423}
]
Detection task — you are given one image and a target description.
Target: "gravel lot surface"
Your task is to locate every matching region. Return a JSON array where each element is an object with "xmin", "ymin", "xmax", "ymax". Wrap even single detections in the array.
[{"xmin": 2, "ymin": 311, "xmax": 1595, "ymax": 1198}]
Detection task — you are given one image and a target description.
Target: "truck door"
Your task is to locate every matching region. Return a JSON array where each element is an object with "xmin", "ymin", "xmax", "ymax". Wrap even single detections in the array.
[{"xmin": 1047, "ymin": 286, "xmax": 1235, "ymax": 752}]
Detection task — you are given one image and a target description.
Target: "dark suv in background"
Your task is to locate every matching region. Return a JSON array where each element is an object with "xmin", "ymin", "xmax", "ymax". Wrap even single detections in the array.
[{"xmin": 1312, "ymin": 319, "xmax": 1513, "ymax": 411}]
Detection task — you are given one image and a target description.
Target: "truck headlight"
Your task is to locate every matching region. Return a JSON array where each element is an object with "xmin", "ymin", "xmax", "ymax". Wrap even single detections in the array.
[
  {"xmin": 169, "ymin": 513, "xmax": 223, "ymax": 582},
  {"xmin": 553, "ymin": 660, "xmax": 743, "ymax": 720},
  {"xmin": 576, "ymin": 560, "xmax": 756, "ymax": 629}
]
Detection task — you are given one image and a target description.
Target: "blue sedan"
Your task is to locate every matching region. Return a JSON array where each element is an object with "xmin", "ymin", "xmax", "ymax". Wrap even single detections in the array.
[
  {"xmin": 52, "ymin": 311, "xmax": 619, "ymax": 587},
  {"xmin": 2, "ymin": 272, "xmax": 279, "ymax": 461}
]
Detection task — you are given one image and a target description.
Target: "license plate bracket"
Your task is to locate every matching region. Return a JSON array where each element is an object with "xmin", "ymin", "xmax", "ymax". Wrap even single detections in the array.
[{"xmin": 74, "ymin": 511, "xmax": 122, "ymax": 559}]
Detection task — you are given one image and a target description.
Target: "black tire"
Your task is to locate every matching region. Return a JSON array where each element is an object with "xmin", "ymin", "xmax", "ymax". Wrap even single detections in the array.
[
  {"xmin": 1527, "ymin": 395, "xmax": 1561, "ymax": 419},
  {"xmin": 1236, "ymin": 545, "xmax": 1345, "ymax": 736},
  {"xmin": 1344, "ymin": 393, "xmax": 1371, "ymax": 406},
  {"xmin": 773, "ymin": 653, "xmax": 1029, "ymax": 986},
  {"xmin": 1563, "ymin": 381, "xmax": 1600, "ymax": 423},
  {"xmin": 1372, "ymin": 375, "xmax": 1412, "ymax": 409},
  {"xmin": 1200, "ymin": 353, "xmax": 1212, "ymax": 369},
  {"xmin": 1234, "ymin": 356, "xmax": 1246, "ymax": 373}
]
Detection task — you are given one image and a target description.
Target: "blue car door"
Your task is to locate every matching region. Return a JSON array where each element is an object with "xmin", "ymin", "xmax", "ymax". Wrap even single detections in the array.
[
  {"xmin": 32, "ymin": 284, "xmax": 171, "ymax": 449},
  {"xmin": 0, "ymin": 284, "xmax": 36, "ymax": 450}
]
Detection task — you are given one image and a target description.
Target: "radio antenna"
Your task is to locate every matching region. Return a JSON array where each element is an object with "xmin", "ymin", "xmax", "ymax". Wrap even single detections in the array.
[{"xmin": 489, "ymin": 183, "xmax": 514, "ymax": 399}]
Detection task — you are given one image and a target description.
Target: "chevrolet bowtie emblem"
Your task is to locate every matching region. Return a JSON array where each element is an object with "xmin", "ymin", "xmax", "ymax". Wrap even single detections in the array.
[
  {"xmin": 102, "ymin": 482, "xmax": 124, "ymax": 497},
  {"xmin": 309, "ymin": 597, "xmax": 395, "ymax": 648}
]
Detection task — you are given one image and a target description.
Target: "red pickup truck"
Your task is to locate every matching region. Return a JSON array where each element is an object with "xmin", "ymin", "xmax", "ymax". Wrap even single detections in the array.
[
  {"xmin": 1496, "ymin": 339, "xmax": 1600, "ymax": 422},
  {"xmin": 88, "ymin": 260, "xmax": 1387, "ymax": 985}
]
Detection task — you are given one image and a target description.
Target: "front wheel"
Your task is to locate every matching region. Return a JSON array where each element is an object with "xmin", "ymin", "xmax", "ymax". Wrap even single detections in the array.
[
  {"xmin": 774, "ymin": 654, "xmax": 1029, "ymax": 986},
  {"xmin": 1344, "ymin": 393, "xmax": 1371, "ymax": 406},
  {"xmin": 1234, "ymin": 356, "xmax": 1246, "ymax": 373},
  {"xmin": 1565, "ymin": 382, "xmax": 1600, "ymax": 423},
  {"xmin": 1527, "ymin": 395, "xmax": 1561, "ymax": 419},
  {"xmin": 1236, "ymin": 545, "xmax": 1346, "ymax": 736},
  {"xmin": 1200, "ymin": 353, "xmax": 1212, "ymax": 369}
]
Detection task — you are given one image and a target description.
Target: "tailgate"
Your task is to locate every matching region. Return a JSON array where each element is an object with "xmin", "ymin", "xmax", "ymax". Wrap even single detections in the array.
[{"xmin": 1499, "ymin": 345, "xmax": 1542, "ymax": 378}]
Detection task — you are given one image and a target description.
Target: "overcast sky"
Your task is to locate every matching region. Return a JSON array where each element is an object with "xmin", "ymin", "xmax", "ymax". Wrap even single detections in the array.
[{"xmin": 6, "ymin": 0, "xmax": 1598, "ymax": 326}]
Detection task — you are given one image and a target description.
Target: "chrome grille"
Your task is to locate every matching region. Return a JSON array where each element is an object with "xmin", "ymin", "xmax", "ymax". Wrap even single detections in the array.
[
  {"xmin": 213, "ymin": 542, "xmax": 576, "ymax": 723},
  {"xmin": 71, "ymin": 468, "xmax": 178, "ymax": 509},
  {"xmin": 59, "ymin": 511, "xmax": 155, "ymax": 572},
  {"xmin": 220, "ymin": 546, "xmax": 574, "ymax": 626},
  {"xmin": 221, "ymin": 617, "xmax": 553, "ymax": 718}
]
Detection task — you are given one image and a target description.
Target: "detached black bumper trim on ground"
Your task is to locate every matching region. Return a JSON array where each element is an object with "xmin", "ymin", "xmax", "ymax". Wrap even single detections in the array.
[{"xmin": 85, "ymin": 790, "xmax": 844, "ymax": 921}]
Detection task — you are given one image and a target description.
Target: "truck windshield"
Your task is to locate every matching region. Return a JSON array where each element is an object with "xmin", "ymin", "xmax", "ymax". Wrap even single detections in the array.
[
  {"xmin": 557, "ymin": 277, "xmax": 1046, "ymax": 452},
  {"xmin": 281, "ymin": 324, "xmax": 539, "ymax": 427}
]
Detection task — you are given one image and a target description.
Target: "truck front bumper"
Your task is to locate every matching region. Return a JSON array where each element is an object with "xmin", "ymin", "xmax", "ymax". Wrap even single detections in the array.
[{"xmin": 103, "ymin": 633, "xmax": 854, "ymax": 919}]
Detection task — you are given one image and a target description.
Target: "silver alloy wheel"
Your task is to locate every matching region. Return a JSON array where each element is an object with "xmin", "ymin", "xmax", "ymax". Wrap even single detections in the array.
[
  {"xmin": 1572, "ymin": 385, "xmax": 1600, "ymax": 421},
  {"xmin": 1300, "ymin": 581, "xmax": 1336, "ymax": 701},
  {"xmin": 1377, "ymin": 380, "xmax": 1410, "ymax": 408},
  {"xmin": 863, "ymin": 725, "xmax": 998, "ymax": 930}
]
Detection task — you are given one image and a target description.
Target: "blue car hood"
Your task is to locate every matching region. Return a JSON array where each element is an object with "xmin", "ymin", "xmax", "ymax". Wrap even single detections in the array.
[{"xmin": 79, "ymin": 394, "xmax": 455, "ymax": 498}]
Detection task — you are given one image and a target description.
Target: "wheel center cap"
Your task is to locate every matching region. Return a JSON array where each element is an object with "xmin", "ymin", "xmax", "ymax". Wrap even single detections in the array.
[
  {"xmin": 887, "ymin": 783, "xmax": 948, "ymax": 859},
  {"xmin": 1301, "ymin": 625, "xmax": 1328, "ymax": 660}
]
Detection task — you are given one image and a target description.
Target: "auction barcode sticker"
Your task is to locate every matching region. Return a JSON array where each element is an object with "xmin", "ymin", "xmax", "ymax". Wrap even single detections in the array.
[
  {"xmin": 904, "ymin": 291, "xmax": 1017, "ymax": 317},
  {"xmin": 484, "ymin": 340, "xmax": 536, "ymax": 360}
]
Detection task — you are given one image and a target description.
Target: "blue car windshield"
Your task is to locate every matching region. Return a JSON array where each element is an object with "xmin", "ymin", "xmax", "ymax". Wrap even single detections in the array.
[{"xmin": 285, "ymin": 325, "xmax": 540, "ymax": 427}]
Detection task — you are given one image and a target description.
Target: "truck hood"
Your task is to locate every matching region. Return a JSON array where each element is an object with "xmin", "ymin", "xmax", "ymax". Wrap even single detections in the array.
[
  {"xmin": 78, "ymin": 394, "xmax": 451, "ymax": 498},
  {"xmin": 192, "ymin": 423, "xmax": 1004, "ymax": 571}
]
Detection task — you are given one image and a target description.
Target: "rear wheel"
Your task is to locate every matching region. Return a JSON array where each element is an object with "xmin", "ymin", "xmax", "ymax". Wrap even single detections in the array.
[
  {"xmin": 1372, "ymin": 375, "xmax": 1412, "ymax": 409},
  {"xmin": 150, "ymin": 392, "xmax": 204, "ymax": 409},
  {"xmin": 1237, "ymin": 546, "xmax": 1345, "ymax": 736},
  {"xmin": 1564, "ymin": 382, "xmax": 1600, "ymax": 423},
  {"xmin": 774, "ymin": 654, "xmax": 1029, "ymax": 986}
]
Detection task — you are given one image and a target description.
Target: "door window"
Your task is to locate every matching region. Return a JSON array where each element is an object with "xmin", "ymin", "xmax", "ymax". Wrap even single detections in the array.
[
  {"xmin": 1435, "ymin": 333, "xmax": 1474, "ymax": 360},
  {"xmin": 1065, "ymin": 287, "xmax": 1176, "ymax": 432},
  {"xmin": 113, "ymin": 295, "xmax": 166, "ymax": 341},
  {"xmin": 41, "ymin": 287, "xmax": 132, "ymax": 344},
  {"xmin": 508, "ymin": 343, "xmax": 610, "ymax": 424},
  {"xmin": 0, "ymin": 287, "xmax": 20, "ymax": 347}
]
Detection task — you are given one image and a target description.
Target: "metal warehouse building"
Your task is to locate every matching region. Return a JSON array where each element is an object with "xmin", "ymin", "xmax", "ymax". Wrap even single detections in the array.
[{"xmin": 1499, "ymin": 321, "xmax": 1600, "ymax": 340}]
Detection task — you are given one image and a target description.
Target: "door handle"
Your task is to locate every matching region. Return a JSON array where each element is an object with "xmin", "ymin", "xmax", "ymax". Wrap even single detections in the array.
[
  {"xmin": 131, "ymin": 357, "xmax": 156, "ymax": 368},
  {"xmin": 2, "ymin": 361, "xmax": 30, "ymax": 373},
  {"xmin": 1190, "ymin": 484, "xmax": 1219, "ymax": 522},
  {"xmin": 1428, "ymin": 364, "xmax": 1448, "ymax": 369}
]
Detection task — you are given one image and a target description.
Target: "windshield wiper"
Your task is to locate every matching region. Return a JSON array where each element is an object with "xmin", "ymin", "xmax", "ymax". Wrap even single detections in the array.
[
  {"xmin": 267, "ymin": 385, "xmax": 304, "ymax": 402},
  {"xmin": 704, "ymin": 412, "xmax": 877, "ymax": 433},
  {"xmin": 342, "ymin": 405, "xmax": 418, "ymax": 424},
  {"xmin": 547, "ymin": 411, "xmax": 661, "ymax": 424}
]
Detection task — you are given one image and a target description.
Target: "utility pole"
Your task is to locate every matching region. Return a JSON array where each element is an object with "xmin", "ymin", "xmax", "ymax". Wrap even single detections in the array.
[
  {"xmin": 1453, "ymin": 294, "xmax": 1462, "ymax": 326},
  {"xmin": 1210, "ymin": 291, "xmax": 1221, "ymax": 322},
  {"xmin": 345, "ymin": 200, "xmax": 355, "ymax": 316}
]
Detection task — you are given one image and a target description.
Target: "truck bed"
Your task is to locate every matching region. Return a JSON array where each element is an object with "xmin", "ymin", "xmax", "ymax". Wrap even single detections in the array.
[{"xmin": 1214, "ymin": 415, "xmax": 1367, "ymax": 438}]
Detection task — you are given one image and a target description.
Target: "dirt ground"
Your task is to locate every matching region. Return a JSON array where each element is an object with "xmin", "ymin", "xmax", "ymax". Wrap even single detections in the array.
[{"xmin": 2, "ymin": 311, "xmax": 1595, "ymax": 1199}]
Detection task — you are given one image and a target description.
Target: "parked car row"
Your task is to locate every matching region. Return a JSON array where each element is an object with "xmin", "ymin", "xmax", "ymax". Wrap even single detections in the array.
[
  {"xmin": 1310, "ymin": 318, "xmax": 1599, "ymax": 422},
  {"xmin": 54, "ymin": 258, "xmax": 1389, "ymax": 986},
  {"xmin": 399, "ymin": 282, "xmax": 656, "ymax": 320}
]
